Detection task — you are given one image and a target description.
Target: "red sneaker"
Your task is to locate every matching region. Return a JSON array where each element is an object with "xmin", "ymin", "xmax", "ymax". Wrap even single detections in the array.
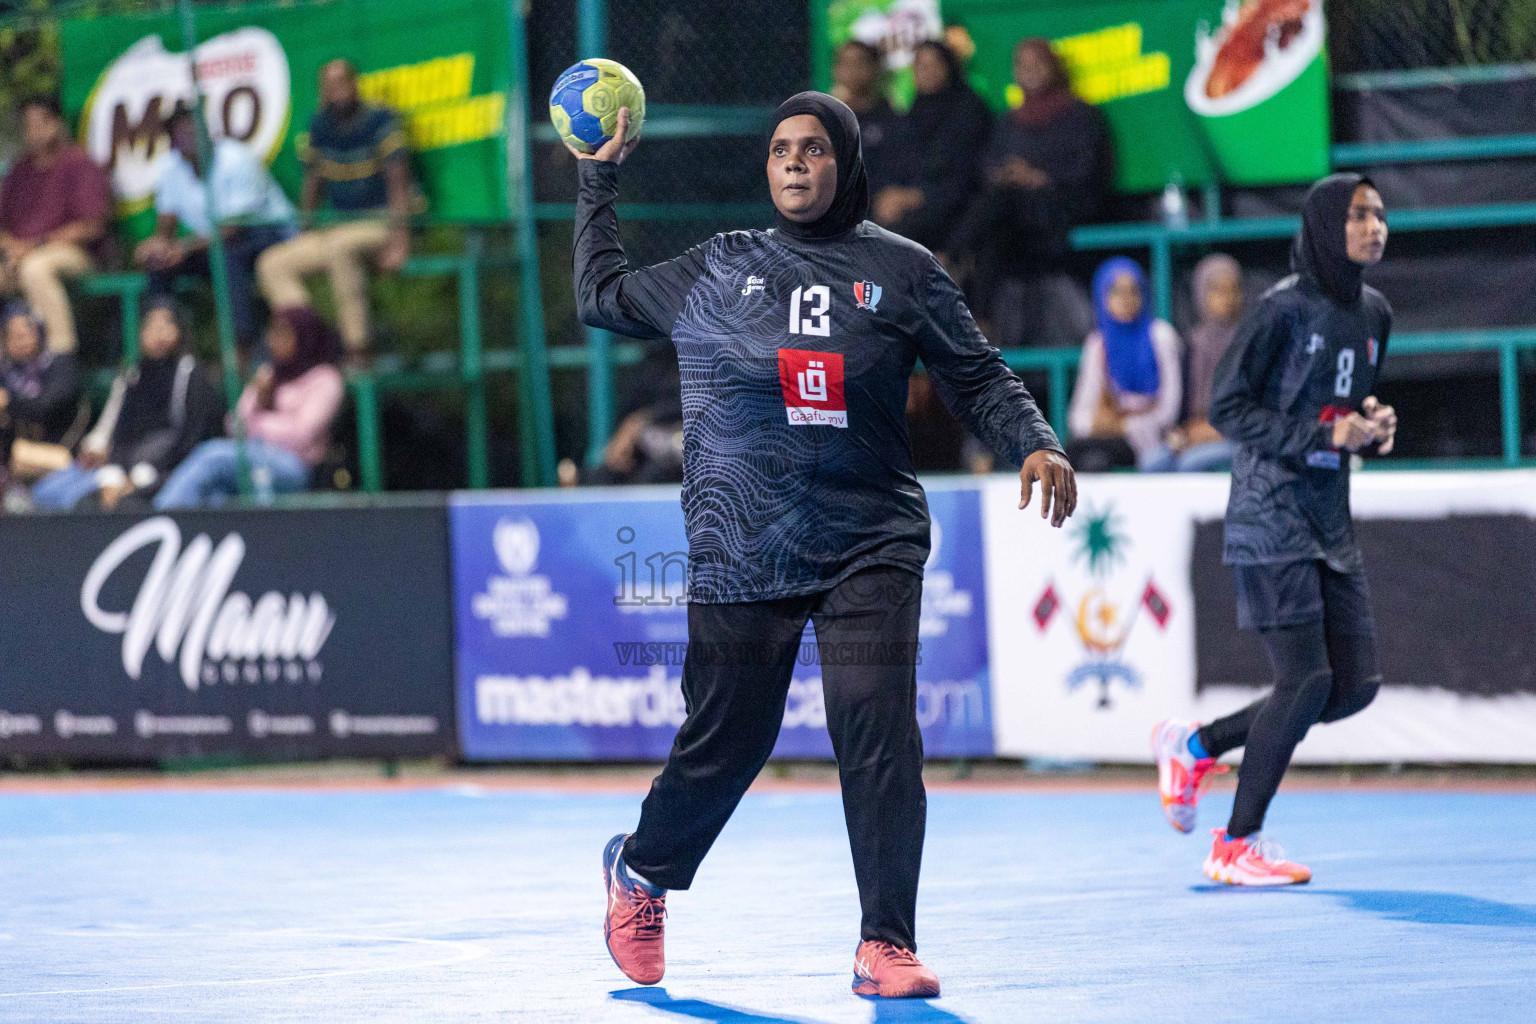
[
  {"xmin": 1152, "ymin": 718, "xmax": 1228, "ymax": 834},
  {"xmin": 602, "ymin": 833, "xmax": 666, "ymax": 984},
  {"xmin": 851, "ymin": 940, "xmax": 941, "ymax": 998},
  {"xmin": 1203, "ymin": 829, "xmax": 1312, "ymax": 886}
]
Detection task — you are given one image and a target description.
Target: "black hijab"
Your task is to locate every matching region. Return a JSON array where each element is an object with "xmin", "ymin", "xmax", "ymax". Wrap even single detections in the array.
[
  {"xmin": 271, "ymin": 305, "xmax": 342, "ymax": 385},
  {"xmin": 1293, "ymin": 172, "xmax": 1374, "ymax": 304},
  {"xmin": 117, "ymin": 296, "xmax": 189, "ymax": 439},
  {"xmin": 768, "ymin": 91, "xmax": 870, "ymax": 240}
]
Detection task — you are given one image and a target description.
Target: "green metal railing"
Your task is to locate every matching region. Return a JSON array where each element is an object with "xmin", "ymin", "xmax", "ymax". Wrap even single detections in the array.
[
  {"xmin": 1069, "ymin": 197, "xmax": 1536, "ymax": 324},
  {"xmin": 64, "ymin": 10, "xmax": 1536, "ymax": 487},
  {"xmin": 999, "ymin": 328, "xmax": 1536, "ymax": 468}
]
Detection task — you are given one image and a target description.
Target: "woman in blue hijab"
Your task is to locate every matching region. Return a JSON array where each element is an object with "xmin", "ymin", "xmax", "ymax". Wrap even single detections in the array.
[{"xmin": 1066, "ymin": 256, "xmax": 1183, "ymax": 471}]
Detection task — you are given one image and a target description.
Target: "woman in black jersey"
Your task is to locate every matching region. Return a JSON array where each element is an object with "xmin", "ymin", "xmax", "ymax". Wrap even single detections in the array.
[
  {"xmin": 576, "ymin": 94, "xmax": 1075, "ymax": 997},
  {"xmin": 1153, "ymin": 174, "xmax": 1397, "ymax": 886}
]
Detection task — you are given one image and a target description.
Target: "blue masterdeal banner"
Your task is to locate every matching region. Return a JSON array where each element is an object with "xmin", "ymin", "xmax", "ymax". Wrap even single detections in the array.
[{"xmin": 449, "ymin": 482, "xmax": 993, "ymax": 761}]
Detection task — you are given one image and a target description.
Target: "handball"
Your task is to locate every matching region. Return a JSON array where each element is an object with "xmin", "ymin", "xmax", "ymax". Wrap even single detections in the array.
[{"xmin": 549, "ymin": 58, "xmax": 646, "ymax": 154}]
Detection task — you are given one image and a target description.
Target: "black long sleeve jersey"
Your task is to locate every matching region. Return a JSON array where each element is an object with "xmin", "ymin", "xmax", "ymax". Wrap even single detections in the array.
[
  {"xmin": 1209, "ymin": 272, "xmax": 1392, "ymax": 572},
  {"xmin": 574, "ymin": 161, "xmax": 1061, "ymax": 603}
]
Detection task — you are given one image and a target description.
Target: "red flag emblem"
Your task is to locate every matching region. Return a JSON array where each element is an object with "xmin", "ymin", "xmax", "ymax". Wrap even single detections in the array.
[
  {"xmin": 1141, "ymin": 580, "xmax": 1171, "ymax": 628},
  {"xmin": 1033, "ymin": 584, "xmax": 1060, "ymax": 630}
]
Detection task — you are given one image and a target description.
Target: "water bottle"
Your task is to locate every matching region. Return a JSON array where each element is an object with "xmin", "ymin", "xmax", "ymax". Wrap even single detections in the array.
[
  {"xmin": 1161, "ymin": 178, "xmax": 1189, "ymax": 231},
  {"xmin": 251, "ymin": 463, "xmax": 275, "ymax": 505}
]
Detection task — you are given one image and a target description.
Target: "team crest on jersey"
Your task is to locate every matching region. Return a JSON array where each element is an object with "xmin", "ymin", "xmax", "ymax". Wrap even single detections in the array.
[
  {"xmin": 853, "ymin": 280, "xmax": 882, "ymax": 312},
  {"xmin": 1367, "ymin": 337, "xmax": 1378, "ymax": 365}
]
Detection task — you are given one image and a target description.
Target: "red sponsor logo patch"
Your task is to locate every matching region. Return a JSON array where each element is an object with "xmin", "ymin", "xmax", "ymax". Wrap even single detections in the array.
[
  {"xmin": 778, "ymin": 348, "xmax": 847, "ymax": 428},
  {"xmin": 1317, "ymin": 404, "xmax": 1353, "ymax": 424}
]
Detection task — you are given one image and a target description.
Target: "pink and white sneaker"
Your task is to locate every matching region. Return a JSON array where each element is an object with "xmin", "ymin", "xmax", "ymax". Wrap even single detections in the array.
[
  {"xmin": 1152, "ymin": 718, "xmax": 1228, "ymax": 834},
  {"xmin": 1203, "ymin": 829, "xmax": 1312, "ymax": 886}
]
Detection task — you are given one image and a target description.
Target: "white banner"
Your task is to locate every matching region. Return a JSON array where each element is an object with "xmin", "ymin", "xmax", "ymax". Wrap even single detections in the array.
[{"xmin": 982, "ymin": 469, "xmax": 1536, "ymax": 763}]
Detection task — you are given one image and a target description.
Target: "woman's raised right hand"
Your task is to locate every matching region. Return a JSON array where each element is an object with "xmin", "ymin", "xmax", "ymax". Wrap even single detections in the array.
[{"xmin": 566, "ymin": 107, "xmax": 639, "ymax": 165}]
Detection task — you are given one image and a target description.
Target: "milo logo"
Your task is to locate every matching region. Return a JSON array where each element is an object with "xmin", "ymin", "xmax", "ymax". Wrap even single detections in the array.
[{"xmin": 79, "ymin": 28, "xmax": 291, "ymax": 213}]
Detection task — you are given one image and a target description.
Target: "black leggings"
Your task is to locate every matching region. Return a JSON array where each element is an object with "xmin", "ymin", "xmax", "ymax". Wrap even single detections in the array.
[
  {"xmin": 1198, "ymin": 622, "xmax": 1381, "ymax": 838},
  {"xmin": 624, "ymin": 564, "xmax": 926, "ymax": 950}
]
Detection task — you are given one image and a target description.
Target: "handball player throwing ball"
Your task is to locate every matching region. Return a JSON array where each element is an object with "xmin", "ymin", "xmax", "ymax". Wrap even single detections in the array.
[
  {"xmin": 1153, "ymin": 174, "xmax": 1395, "ymax": 885},
  {"xmin": 570, "ymin": 94, "xmax": 1074, "ymax": 997}
]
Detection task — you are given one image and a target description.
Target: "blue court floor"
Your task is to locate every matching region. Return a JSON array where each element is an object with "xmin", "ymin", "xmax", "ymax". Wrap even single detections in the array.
[{"xmin": 0, "ymin": 785, "xmax": 1532, "ymax": 1023}]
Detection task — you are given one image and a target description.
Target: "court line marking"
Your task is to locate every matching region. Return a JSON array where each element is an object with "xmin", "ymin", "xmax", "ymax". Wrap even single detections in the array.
[
  {"xmin": 0, "ymin": 930, "xmax": 490, "ymax": 998},
  {"xmin": 2, "ymin": 776, "xmax": 1532, "ymax": 795}
]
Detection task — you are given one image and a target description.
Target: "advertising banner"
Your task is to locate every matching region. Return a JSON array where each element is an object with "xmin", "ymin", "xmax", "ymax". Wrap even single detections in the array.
[
  {"xmin": 985, "ymin": 470, "xmax": 1536, "ymax": 764},
  {"xmin": 0, "ymin": 505, "xmax": 457, "ymax": 762},
  {"xmin": 450, "ymin": 482, "xmax": 993, "ymax": 761},
  {"xmin": 933, "ymin": 0, "xmax": 1331, "ymax": 191},
  {"xmin": 984, "ymin": 473, "xmax": 1221, "ymax": 761},
  {"xmin": 821, "ymin": 0, "xmax": 946, "ymax": 110},
  {"xmin": 60, "ymin": 0, "xmax": 513, "ymax": 237}
]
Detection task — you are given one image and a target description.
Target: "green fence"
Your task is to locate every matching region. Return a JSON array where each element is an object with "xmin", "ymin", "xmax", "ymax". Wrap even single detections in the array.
[{"xmin": 10, "ymin": 1, "xmax": 1536, "ymax": 489}]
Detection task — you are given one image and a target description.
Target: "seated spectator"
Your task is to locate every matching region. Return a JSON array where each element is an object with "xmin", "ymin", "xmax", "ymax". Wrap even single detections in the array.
[
  {"xmin": 574, "ymin": 339, "xmax": 683, "ymax": 486},
  {"xmin": 1145, "ymin": 253, "xmax": 1244, "ymax": 472},
  {"xmin": 0, "ymin": 96, "xmax": 112, "ymax": 355},
  {"xmin": 872, "ymin": 40, "xmax": 990, "ymax": 251},
  {"xmin": 135, "ymin": 109, "xmax": 297, "ymax": 354},
  {"xmin": 830, "ymin": 40, "xmax": 902, "ymax": 196},
  {"xmin": 33, "ymin": 298, "xmax": 223, "ymax": 511},
  {"xmin": 906, "ymin": 372, "xmax": 965, "ymax": 473},
  {"xmin": 0, "ymin": 302, "xmax": 83, "ymax": 500},
  {"xmin": 154, "ymin": 306, "xmax": 343, "ymax": 508},
  {"xmin": 1067, "ymin": 257, "xmax": 1181, "ymax": 472},
  {"xmin": 258, "ymin": 59, "xmax": 415, "ymax": 362},
  {"xmin": 943, "ymin": 37, "xmax": 1111, "ymax": 348}
]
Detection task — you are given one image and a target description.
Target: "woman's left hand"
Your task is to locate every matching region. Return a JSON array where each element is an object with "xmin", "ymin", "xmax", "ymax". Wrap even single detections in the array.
[
  {"xmin": 1362, "ymin": 396, "xmax": 1397, "ymax": 455},
  {"xmin": 253, "ymin": 365, "xmax": 277, "ymax": 410}
]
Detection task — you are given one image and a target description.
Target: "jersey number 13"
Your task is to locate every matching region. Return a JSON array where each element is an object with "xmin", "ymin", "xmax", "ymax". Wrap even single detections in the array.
[{"xmin": 789, "ymin": 285, "xmax": 831, "ymax": 337}]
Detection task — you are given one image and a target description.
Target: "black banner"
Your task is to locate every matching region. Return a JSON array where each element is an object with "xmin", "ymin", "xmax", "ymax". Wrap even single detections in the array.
[
  {"xmin": 0, "ymin": 503, "xmax": 457, "ymax": 762},
  {"xmin": 1193, "ymin": 514, "xmax": 1536, "ymax": 697}
]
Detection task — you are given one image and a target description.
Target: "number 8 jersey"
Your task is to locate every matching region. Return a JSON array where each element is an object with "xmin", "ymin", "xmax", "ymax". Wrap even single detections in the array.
[
  {"xmin": 573, "ymin": 160, "xmax": 1061, "ymax": 603},
  {"xmin": 1210, "ymin": 269, "xmax": 1393, "ymax": 572}
]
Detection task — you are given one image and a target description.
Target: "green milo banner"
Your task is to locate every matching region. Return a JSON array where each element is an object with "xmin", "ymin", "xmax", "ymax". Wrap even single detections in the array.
[
  {"xmin": 821, "ymin": 0, "xmax": 1331, "ymax": 192},
  {"xmin": 821, "ymin": 0, "xmax": 946, "ymax": 111},
  {"xmin": 61, "ymin": 0, "xmax": 512, "ymax": 238}
]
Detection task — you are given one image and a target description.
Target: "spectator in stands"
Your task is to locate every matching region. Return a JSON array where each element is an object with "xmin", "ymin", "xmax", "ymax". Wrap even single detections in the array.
[
  {"xmin": 872, "ymin": 39, "xmax": 990, "ymax": 251},
  {"xmin": 572, "ymin": 339, "xmax": 684, "ymax": 486},
  {"xmin": 1067, "ymin": 257, "xmax": 1182, "ymax": 471},
  {"xmin": 830, "ymin": 40, "xmax": 902, "ymax": 196},
  {"xmin": 0, "ymin": 302, "xmax": 83, "ymax": 502},
  {"xmin": 154, "ymin": 305, "xmax": 342, "ymax": 508},
  {"xmin": 1144, "ymin": 253, "xmax": 1244, "ymax": 472},
  {"xmin": 943, "ymin": 37, "xmax": 1111, "ymax": 348},
  {"xmin": 258, "ymin": 59, "xmax": 415, "ymax": 363},
  {"xmin": 33, "ymin": 297, "xmax": 223, "ymax": 511},
  {"xmin": 135, "ymin": 108, "xmax": 296, "ymax": 354},
  {"xmin": 0, "ymin": 96, "xmax": 113, "ymax": 356}
]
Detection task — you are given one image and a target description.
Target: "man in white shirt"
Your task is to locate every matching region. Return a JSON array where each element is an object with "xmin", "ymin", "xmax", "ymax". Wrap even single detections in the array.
[{"xmin": 134, "ymin": 108, "xmax": 297, "ymax": 352}]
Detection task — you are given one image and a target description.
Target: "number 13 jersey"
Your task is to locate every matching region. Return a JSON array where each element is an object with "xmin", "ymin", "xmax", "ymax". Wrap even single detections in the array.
[{"xmin": 574, "ymin": 160, "xmax": 1061, "ymax": 603}]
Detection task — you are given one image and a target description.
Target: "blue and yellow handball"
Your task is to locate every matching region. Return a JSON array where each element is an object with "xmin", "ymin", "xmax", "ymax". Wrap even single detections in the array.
[{"xmin": 549, "ymin": 59, "xmax": 646, "ymax": 153}]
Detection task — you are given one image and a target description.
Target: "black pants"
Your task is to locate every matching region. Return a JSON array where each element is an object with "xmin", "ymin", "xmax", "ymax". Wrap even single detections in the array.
[
  {"xmin": 149, "ymin": 223, "xmax": 294, "ymax": 350},
  {"xmin": 624, "ymin": 564, "xmax": 926, "ymax": 950},
  {"xmin": 1200, "ymin": 562, "xmax": 1382, "ymax": 838}
]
